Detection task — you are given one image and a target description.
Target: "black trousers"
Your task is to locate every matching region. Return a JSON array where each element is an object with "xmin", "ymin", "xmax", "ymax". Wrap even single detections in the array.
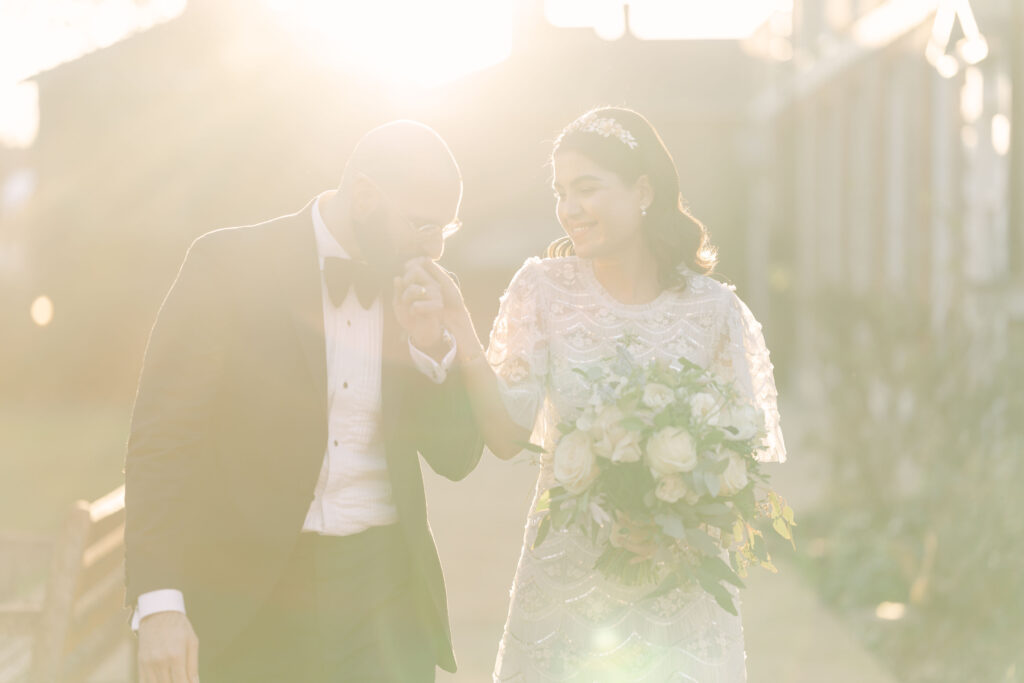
[{"xmin": 202, "ymin": 525, "xmax": 436, "ymax": 682}]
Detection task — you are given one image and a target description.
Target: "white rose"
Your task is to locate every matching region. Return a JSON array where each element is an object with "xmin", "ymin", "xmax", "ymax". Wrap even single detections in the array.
[
  {"xmin": 646, "ymin": 427, "xmax": 699, "ymax": 476},
  {"xmin": 575, "ymin": 408, "xmax": 595, "ymax": 433},
  {"xmin": 655, "ymin": 473, "xmax": 689, "ymax": 503},
  {"xmin": 609, "ymin": 430, "xmax": 643, "ymax": 463},
  {"xmin": 712, "ymin": 403, "xmax": 764, "ymax": 441},
  {"xmin": 591, "ymin": 406, "xmax": 627, "ymax": 459},
  {"xmin": 554, "ymin": 430, "xmax": 599, "ymax": 493},
  {"xmin": 721, "ymin": 453, "xmax": 750, "ymax": 495},
  {"xmin": 641, "ymin": 383, "xmax": 675, "ymax": 411},
  {"xmin": 688, "ymin": 392, "xmax": 719, "ymax": 422}
]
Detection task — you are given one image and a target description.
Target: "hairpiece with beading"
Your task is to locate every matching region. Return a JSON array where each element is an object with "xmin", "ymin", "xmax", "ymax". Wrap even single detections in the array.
[{"xmin": 572, "ymin": 114, "xmax": 639, "ymax": 150}]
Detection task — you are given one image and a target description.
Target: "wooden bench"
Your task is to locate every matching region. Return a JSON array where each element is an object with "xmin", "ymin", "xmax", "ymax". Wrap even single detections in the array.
[{"xmin": 0, "ymin": 485, "xmax": 135, "ymax": 683}]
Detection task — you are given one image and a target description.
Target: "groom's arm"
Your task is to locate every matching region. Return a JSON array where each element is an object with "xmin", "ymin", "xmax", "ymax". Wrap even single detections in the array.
[
  {"xmin": 400, "ymin": 362, "xmax": 485, "ymax": 481},
  {"xmin": 393, "ymin": 260, "xmax": 484, "ymax": 480},
  {"xmin": 124, "ymin": 230, "xmax": 230, "ymax": 605}
]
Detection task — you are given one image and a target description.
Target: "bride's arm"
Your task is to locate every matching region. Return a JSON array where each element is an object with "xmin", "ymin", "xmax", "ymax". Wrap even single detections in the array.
[
  {"xmin": 412, "ymin": 258, "xmax": 535, "ymax": 460},
  {"xmin": 446, "ymin": 311, "xmax": 532, "ymax": 460}
]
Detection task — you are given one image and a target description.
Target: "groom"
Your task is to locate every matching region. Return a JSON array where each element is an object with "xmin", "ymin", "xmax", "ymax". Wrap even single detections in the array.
[{"xmin": 124, "ymin": 121, "xmax": 484, "ymax": 682}]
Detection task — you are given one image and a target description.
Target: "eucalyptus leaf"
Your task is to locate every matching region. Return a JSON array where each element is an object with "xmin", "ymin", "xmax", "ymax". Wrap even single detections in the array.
[
  {"xmin": 696, "ymin": 502, "xmax": 732, "ymax": 516},
  {"xmin": 515, "ymin": 440, "xmax": 548, "ymax": 454},
  {"xmin": 702, "ymin": 431, "xmax": 726, "ymax": 448},
  {"xmin": 654, "ymin": 514, "xmax": 687, "ymax": 540},
  {"xmin": 653, "ymin": 412, "xmax": 675, "ymax": 429},
  {"xmin": 620, "ymin": 416, "xmax": 647, "ymax": 431},
  {"xmin": 701, "ymin": 457, "xmax": 729, "ymax": 475},
  {"xmin": 705, "ymin": 472, "xmax": 721, "ymax": 498},
  {"xmin": 696, "ymin": 572, "xmax": 739, "ymax": 616},
  {"xmin": 685, "ymin": 528, "xmax": 721, "ymax": 556},
  {"xmin": 533, "ymin": 516, "xmax": 551, "ymax": 550},
  {"xmin": 700, "ymin": 556, "xmax": 746, "ymax": 589},
  {"xmin": 644, "ymin": 573, "xmax": 681, "ymax": 601}
]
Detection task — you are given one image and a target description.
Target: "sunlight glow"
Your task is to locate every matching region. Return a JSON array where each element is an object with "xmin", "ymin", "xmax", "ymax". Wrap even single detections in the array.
[
  {"xmin": 853, "ymin": 0, "xmax": 937, "ymax": 50},
  {"xmin": 30, "ymin": 296, "xmax": 54, "ymax": 327},
  {"xmin": 926, "ymin": 0, "xmax": 988, "ymax": 77},
  {"xmin": 991, "ymin": 114, "xmax": 1011, "ymax": 157},
  {"xmin": 0, "ymin": 0, "xmax": 186, "ymax": 149},
  {"xmin": 545, "ymin": 0, "xmax": 791, "ymax": 41},
  {"xmin": 875, "ymin": 601, "xmax": 907, "ymax": 621},
  {"xmin": 960, "ymin": 67, "xmax": 984, "ymax": 124},
  {"xmin": 630, "ymin": 0, "xmax": 789, "ymax": 41},
  {"xmin": 592, "ymin": 627, "xmax": 620, "ymax": 652},
  {"xmin": 261, "ymin": 0, "xmax": 519, "ymax": 88},
  {"xmin": 0, "ymin": 0, "xmax": 187, "ymax": 85},
  {"xmin": 2, "ymin": 169, "xmax": 37, "ymax": 212},
  {"xmin": 0, "ymin": 82, "xmax": 39, "ymax": 149}
]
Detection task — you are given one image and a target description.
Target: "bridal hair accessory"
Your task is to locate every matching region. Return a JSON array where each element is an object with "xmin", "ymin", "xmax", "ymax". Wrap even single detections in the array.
[{"xmin": 575, "ymin": 115, "xmax": 639, "ymax": 150}]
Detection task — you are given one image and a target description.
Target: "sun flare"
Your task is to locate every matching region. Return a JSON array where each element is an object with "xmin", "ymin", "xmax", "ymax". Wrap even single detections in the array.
[{"xmin": 261, "ymin": 0, "xmax": 519, "ymax": 88}]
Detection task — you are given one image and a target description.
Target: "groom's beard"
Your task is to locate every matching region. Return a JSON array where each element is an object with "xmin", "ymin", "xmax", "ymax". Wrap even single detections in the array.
[{"xmin": 352, "ymin": 211, "xmax": 404, "ymax": 276}]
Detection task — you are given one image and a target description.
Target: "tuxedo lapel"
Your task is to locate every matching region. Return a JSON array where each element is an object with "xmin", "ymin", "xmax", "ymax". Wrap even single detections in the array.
[
  {"xmin": 381, "ymin": 291, "xmax": 428, "ymax": 528},
  {"xmin": 273, "ymin": 201, "xmax": 328, "ymax": 415}
]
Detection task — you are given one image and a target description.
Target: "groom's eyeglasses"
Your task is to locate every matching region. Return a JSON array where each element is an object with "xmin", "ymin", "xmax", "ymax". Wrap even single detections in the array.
[
  {"xmin": 368, "ymin": 175, "xmax": 462, "ymax": 240},
  {"xmin": 414, "ymin": 217, "xmax": 462, "ymax": 239}
]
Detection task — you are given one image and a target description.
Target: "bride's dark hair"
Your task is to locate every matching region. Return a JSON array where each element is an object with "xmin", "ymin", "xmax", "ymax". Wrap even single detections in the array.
[{"xmin": 546, "ymin": 107, "xmax": 717, "ymax": 288}]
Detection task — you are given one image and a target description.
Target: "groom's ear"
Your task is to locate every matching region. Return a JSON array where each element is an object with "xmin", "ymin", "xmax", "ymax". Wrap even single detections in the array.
[{"xmin": 350, "ymin": 172, "xmax": 383, "ymax": 222}]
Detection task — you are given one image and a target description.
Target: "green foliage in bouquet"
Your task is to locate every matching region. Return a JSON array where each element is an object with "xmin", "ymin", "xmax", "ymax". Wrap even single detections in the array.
[{"xmin": 533, "ymin": 346, "xmax": 794, "ymax": 616}]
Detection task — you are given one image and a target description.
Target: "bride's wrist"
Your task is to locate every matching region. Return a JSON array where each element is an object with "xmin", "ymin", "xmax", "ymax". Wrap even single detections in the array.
[{"xmin": 457, "ymin": 341, "xmax": 487, "ymax": 367}]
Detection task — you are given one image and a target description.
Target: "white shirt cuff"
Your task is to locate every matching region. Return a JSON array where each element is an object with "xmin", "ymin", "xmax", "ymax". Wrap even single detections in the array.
[
  {"xmin": 131, "ymin": 589, "xmax": 186, "ymax": 631},
  {"xmin": 409, "ymin": 329, "xmax": 457, "ymax": 384}
]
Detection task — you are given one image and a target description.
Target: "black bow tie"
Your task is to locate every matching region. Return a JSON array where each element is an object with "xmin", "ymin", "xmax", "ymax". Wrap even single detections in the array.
[{"xmin": 323, "ymin": 257, "xmax": 385, "ymax": 309}]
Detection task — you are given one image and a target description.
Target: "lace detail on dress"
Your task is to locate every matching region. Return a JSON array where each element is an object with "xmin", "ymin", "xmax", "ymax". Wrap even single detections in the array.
[
  {"xmin": 489, "ymin": 256, "xmax": 785, "ymax": 681},
  {"xmin": 712, "ymin": 288, "xmax": 787, "ymax": 463},
  {"xmin": 486, "ymin": 257, "xmax": 549, "ymax": 433}
]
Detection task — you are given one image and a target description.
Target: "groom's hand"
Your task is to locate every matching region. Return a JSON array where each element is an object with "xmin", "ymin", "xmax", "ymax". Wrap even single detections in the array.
[
  {"xmin": 138, "ymin": 611, "xmax": 200, "ymax": 683},
  {"xmin": 394, "ymin": 258, "xmax": 447, "ymax": 355}
]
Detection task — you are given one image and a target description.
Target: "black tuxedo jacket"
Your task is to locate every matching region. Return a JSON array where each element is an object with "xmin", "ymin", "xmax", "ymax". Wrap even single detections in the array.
[{"xmin": 124, "ymin": 200, "xmax": 484, "ymax": 671}]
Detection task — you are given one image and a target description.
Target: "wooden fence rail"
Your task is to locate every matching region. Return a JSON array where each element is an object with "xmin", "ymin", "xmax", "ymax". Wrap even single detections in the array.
[{"xmin": 0, "ymin": 485, "xmax": 134, "ymax": 683}]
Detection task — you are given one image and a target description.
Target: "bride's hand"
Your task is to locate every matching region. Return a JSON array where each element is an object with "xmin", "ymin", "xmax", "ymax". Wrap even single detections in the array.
[{"xmin": 411, "ymin": 258, "xmax": 473, "ymax": 332}]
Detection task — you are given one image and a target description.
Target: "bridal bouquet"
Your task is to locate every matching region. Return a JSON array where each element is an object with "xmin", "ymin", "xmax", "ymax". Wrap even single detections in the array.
[{"xmin": 532, "ymin": 347, "xmax": 795, "ymax": 615}]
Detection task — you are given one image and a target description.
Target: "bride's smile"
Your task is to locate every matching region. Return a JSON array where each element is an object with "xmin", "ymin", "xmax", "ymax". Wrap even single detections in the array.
[{"xmin": 552, "ymin": 149, "xmax": 650, "ymax": 260}]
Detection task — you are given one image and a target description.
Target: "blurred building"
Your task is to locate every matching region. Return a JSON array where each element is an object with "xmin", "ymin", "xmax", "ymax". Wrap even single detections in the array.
[
  {"xmin": 0, "ymin": 0, "xmax": 764, "ymax": 402},
  {"xmin": 741, "ymin": 0, "xmax": 1024, "ymax": 394}
]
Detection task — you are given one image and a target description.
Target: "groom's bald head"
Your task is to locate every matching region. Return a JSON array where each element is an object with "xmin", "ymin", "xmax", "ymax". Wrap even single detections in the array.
[
  {"xmin": 339, "ymin": 120, "xmax": 462, "ymax": 205},
  {"xmin": 331, "ymin": 120, "xmax": 462, "ymax": 264}
]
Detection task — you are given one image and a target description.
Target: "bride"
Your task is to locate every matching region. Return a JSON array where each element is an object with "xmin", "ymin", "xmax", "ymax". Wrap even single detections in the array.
[{"xmin": 421, "ymin": 107, "xmax": 786, "ymax": 681}]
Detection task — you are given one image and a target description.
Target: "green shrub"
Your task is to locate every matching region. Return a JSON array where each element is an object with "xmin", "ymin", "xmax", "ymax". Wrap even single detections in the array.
[{"xmin": 801, "ymin": 290, "xmax": 1023, "ymax": 683}]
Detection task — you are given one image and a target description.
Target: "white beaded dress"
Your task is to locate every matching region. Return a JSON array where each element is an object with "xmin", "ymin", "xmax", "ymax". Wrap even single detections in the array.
[{"xmin": 488, "ymin": 256, "xmax": 786, "ymax": 682}]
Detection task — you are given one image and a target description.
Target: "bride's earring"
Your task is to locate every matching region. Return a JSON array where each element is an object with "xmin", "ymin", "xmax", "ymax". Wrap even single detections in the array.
[{"xmin": 640, "ymin": 206, "xmax": 648, "ymax": 217}]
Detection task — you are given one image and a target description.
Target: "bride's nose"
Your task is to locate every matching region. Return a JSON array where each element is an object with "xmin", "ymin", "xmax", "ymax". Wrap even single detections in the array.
[{"xmin": 562, "ymin": 195, "xmax": 584, "ymax": 219}]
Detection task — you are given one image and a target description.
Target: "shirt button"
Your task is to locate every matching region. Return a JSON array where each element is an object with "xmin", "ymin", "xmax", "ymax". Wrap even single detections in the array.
[
  {"xmin": 333, "ymin": 440, "xmax": 339, "ymax": 447},
  {"xmin": 347, "ymin": 320, "xmax": 352, "ymax": 327},
  {"xmin": 343, "ymin": 381, "xmax": 348, "ymax": 389}
]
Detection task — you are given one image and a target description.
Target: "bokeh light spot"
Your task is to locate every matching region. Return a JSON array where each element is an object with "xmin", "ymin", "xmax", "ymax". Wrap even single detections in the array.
[
  {"xmin": 592, "ymin": 627, "xmax": 619, "ymax": 652},
  {"xmin": 30, "ymin": 295, "xmax": 53, "ymax": 327},
  {"xmin": 875, "ymin": 601, "xmax": 906, "ymax": 621}
]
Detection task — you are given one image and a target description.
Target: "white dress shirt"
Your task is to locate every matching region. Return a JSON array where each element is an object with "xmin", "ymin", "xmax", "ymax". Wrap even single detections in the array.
[{"xmin": 132, "ymin": 196, "xmax": 456, "ymax": 628}]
